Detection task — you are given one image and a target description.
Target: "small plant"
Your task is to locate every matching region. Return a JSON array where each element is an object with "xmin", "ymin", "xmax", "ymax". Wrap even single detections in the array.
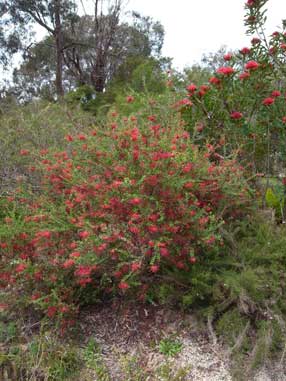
[
  {"xmin": 0, "ymin": 318, "xmax": 82, "ymax": 381},
  {"xmin": 83, "ymin": 338, "xmax": 111, "ymax": 381},
  {"xmin": 156, "ymin": 361, "xmax": 190, "ymax": 381},
  {"xmin": 119, "ymin": 353, "xmax": 150, "ymax": 381},
  {"xmin": 159, "ymin": 337, "xmax": 183, "ymax": 357}
]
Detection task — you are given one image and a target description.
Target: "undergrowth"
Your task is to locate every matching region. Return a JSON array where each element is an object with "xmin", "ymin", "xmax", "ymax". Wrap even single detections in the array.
[{"xmin": 2, "ymin": 217, "xmax": 286, "ymax": 380}]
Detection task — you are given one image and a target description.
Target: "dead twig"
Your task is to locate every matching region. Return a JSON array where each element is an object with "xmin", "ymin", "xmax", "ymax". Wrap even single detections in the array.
[{"xmin": 207, "ymin": 314, "xmax": 217, "ymax": 346}]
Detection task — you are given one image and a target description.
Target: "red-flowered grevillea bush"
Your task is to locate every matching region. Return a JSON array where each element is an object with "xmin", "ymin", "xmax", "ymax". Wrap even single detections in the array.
[
  {"xmin": 0, "ymin": 114, "xmax": 251, "ymax": 324},
  {"xmin": 177, "ymin": 0, "xmax": 286, "ymax": 175}
]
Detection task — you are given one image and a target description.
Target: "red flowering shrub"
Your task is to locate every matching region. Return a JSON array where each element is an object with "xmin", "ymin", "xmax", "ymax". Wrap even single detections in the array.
[
  {"xmin": 0, "ymin": 115, "xmax": 250, "ymax": 322},
  {"xmin": 178, "ymin": 2, "xmax": 286, "ymax": 175},
  {"xmin": 216, "ymin": 66, "xmax": 235, "ymax": 76},
  {"xmin": 223, "ymin": 53, "xmax": 232, "ymax": 61},
  {"xmin": 262, "ymin": 97, "xmax": 275, "ymax": 106}
]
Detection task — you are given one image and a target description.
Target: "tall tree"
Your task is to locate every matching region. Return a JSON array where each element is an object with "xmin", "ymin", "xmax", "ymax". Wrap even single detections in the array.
[
  {"xmin": 12, "ymin": 8, "xmax": 165, "ymax": 99},
  {"xmin": 0, "ymin": 0, "xmax": 77, "ymax": 97},
  {"xmin": 54, "ymin": 0, "xmax": 64, "ymax": 96}
]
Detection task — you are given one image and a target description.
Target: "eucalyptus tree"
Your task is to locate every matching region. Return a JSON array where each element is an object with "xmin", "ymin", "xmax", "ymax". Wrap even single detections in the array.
[
  {"xmin": 12, "ymin": 6, "xmax": 165, "ymax": 99},
  {"xmin": 0, "ymin": 0, "xmax": 77, "ymax": 96}
]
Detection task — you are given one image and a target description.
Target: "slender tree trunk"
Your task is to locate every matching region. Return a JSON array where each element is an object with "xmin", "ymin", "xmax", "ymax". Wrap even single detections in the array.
[
  {"xmin": 54, "ymin": 0, "xmax": 64, "ymax": 97},
  {"xmin": 91, "ymin": 57, "xmax": 106, "ymax": 92}
]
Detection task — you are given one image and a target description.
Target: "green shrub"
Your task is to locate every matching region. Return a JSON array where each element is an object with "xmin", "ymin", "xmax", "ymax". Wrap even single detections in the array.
[
  {"xmin": 0, "ymin": 101, "xmax": 93, "ymax": 192},
  {"xmin": 0, "ymin": 102, "xmax": 251, "ymax": 326}
]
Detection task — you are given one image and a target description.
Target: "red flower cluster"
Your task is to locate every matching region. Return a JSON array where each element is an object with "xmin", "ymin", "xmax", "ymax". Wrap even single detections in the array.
[
  {"xmin": 271, "ymin": 90, "xmax": 281, "ymax": 97},
  {"xmin": 186, "ymin": 83, "xmax": 197, "ymax": 93},
  {"xmin": 126, "ymin": 95, "xmax": 135, "ymax": 103},
  {"xmin": 216, "ymin": 66, "xmax": 235, "ymax": 76},
  {"xmin": 245, "ymin": 60, "xmax": 259, "ymax": 70},
  {"xmin": 209, "ymin": 77, "xmax": 221, "ymax": 85},
  {"xmin": 239, "ymin": 71, "xmax": 251, "ymax": 80},
  {"xmin": 230, "ymin": 111, "xmax": 243, "ymax": 120},
  {"xmin": 251, "ymin": 37, "xmax": 261, "ymax": 45},
  {"xmin": 223, "ymin": 53, "xmax": 232, "ymax": 61},
  {"xmin": 0, "ymin": 117, "xmax": 250, "ymax": 322},
  {"xmin": 240, "ymin": 47, "xmax": 251, "ymax": 55},
  {"xmin": 262, "ymin": 97, "xmax": 275, "ymax": 106},
  {"xmin": 246, "ymin": 0, "xmax": 256, "ymax": 7}
]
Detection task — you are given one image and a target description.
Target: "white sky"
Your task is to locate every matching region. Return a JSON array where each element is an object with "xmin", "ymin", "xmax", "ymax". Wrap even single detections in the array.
[
  {"xmin": 1, "ymin": 0, "xmax": 285, "ymax": 84},
  {"xmin": 120, "ymin": 0, "xmax": 286, "ymax": 69}
]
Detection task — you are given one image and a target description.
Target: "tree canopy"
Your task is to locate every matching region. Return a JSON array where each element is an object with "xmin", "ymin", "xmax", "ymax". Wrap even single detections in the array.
[{"xmin": 0, "ymin": 0, "xmax": 166, "ymax": 101}]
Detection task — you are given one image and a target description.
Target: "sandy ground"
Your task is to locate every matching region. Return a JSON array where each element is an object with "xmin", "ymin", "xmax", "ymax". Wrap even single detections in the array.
[{"xmin": 78, "ymin": 301, "xmax": 286, "ymax": 381}]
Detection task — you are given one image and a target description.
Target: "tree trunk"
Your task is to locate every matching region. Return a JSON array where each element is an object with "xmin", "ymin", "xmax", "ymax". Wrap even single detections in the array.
[
  {"xmin": 54, "ymin": 0, "xmax": 64, "ymax": 98},
  {"xmin": 91, "ymin": 56, "xmax": 106, "ymax": 92}
]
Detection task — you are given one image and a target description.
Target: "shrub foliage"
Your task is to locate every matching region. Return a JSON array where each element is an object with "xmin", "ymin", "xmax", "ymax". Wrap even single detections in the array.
[{"xmin": 0, "ymin": 110, "xmax": 250, "ymax": 323}]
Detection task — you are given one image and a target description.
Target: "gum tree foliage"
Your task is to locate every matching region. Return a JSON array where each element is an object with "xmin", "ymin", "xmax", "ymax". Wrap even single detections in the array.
[
  {"xmin": 12, "ymin": 6, "xmax": 165, "ymax": 100},
  {"xmin": 0, "ymin": 0, "xmax": 77, "ymax": 97}
]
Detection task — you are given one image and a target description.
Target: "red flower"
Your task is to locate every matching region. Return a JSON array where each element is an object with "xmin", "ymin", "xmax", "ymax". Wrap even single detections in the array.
[
  {"xmin": 282, "ymin": 116, "xmax": 286, "ymax": 124},
  {"xmin": 186, "ymin": 83, "xmax": 197, "ymax": 92},
  {"xmin": 63, "ymin": 259, "xmax": 75, "ymax": 269},
  {"xmin": 150, "ymin": 264, "xmax": 159, "ymax": 273},
  {"xmin": 129, "ymin": 226, "xmax": 139, "ymax": 234},
  {"xmin": 281, "ymin": 43, "xmax": 286, "ymax": 50},
  {"xmin": 262, "ymin": 97, "xmax": 275, "ymax": 106},
  {"xmin": 118, "ymin": 281, "xmax": 129, "ymax": 290},
  {"xmin": 74, "ymin": 265, "xmax": 92, "ymax": 277},
  {"xmin": 240, "ymin": 47, "xmax": 251, "ymax": 55},
  {"xmin": 70, "ymin": 251, "xmax": 81, "ymax": 258},
  {"xmin": 77, "ymin": 277, "xmax": 92, "ymax": 286},
  {"xmin": 129, "ymin": 197, "xmax": 142, "ymax": 206},
  {"xmin": 47, "ymin": 306, "xmax": 57, "ymax": 318},
  {"xmin": 34, "ymin": 271, "xmax": 43, "ymax": 280},
  {"xmin": 79, "ymin": 231, "xmax": 90, "ymax": 239},
  {"xmin": 60, "ymin": 306, "xmax": 69, "ymax": 314},
  {"xmin": 177, "ymin": 98, "xmax": 193, "ymax": 106},
  {"xmin": 271, "ymin": 90, "xmax": 281, "ymax": 97},
  {"xmin": 209, "ymin": 77, "xmax": 221, "ymax": 85},
  {"xmin": 148, "ymin": 225, "xmax": 159, "ymax": 233},
  {"xmin": 126, "ymin": 95, "xmax": 134, "ymax": 103},
  {"xmin": 145, "ymin": 175, "xmax": 158, "ymax": 186},
  {"xmin": 160, "ymin": 247, "xmax": 169, "ymax": 257},
  {"xmin": 184, "ymin": 182, "xmax": 194, "ymax": 189},
  {"xmin": 223, "ymin": 53, "xmax": 232, "ymax": 61},
  {"xmin": 239, "ymin": 71, "xmax": 250, "ymax": 80},
  {"xmin": 245, "ymin": 60, "xmax": 259, "ymax": 70},
  {"xmin": 246, "ymin": 0, "xmax": 256, "ymax": 7},
  {"xmin": 31, "ymin": 293, "xmax": 41, "ymax": 301},
  {"xmin": 0, "ymin": 303, "xmax": 9, "ymax": 311},
  {"xmin": 199, "ymin": 85, "xmax": 209, "ymax": 96},
  {"xmin": 36, "ymin": 230, "xmax": 51, "ymax": 239},
  {"xmin": 77, "ymin": 134, "xmax": 86, "ymax": 141},
  {"xmin": 20, "ymin": 149, "xmax": 30, "ymax": 156},
  {"xmin": 182, "ymin": 163, "xmax": 193, "ymax": 173},
  {"xmin": 65, "ymin": 134, "xmax": 73, "ymax": 142},
  {"xmin": 205, "ymin": 236, "xmax": 216, "ymax": 245},
  {"xmin": 251, "ymin": 37, "xmax": 261, "ymax": 45},
  {"xmin": 130, "ymin": 128, "xmax": 139, "ymax": 141},
  {"xmin": 216, "ymin": 66, "xmax": 235, "ymax": 76},
  {"xmin": 230, "ymin": 111, "xmax": 243, "ymax": 120},
  {"xmin": 131, "ymin": 262, "xmax": 141, "ymax": 272},
  {"xmin": 16, "ymin": 263, "xmax": 27, "ymax": 273}
]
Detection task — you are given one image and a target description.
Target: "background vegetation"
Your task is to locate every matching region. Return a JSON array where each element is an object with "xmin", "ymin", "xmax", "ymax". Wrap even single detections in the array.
[{"xmin": 1, "ymin": 0, "xmax": 286, "ymax": 380}]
